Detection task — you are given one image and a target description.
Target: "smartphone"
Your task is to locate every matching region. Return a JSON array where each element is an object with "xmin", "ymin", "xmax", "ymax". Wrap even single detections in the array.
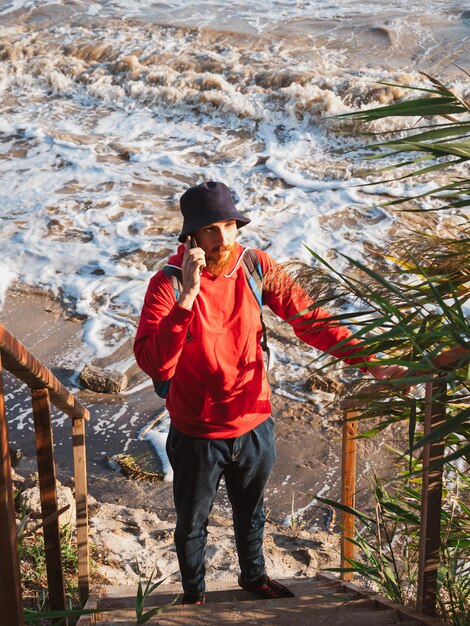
[{"xmin": 190, "ymin": 237, "xmax": 204, "ymax": 273}]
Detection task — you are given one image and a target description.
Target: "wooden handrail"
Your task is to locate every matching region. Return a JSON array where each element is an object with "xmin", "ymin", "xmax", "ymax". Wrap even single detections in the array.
[
  {"xmin": 0, "ymin": 354, "xmax": 25, "ymax": 626},
  {"xmin": 0, "ymin": 324, "xmax": 89, "ymax": 422},
  {"xmin": 0, "ymin": 323, "xmax": 91, "ymax": 625},
  {"xmin": 340, "ymin": 409, "xmax": 357, "ymax": 582},
  {"xmin": 339, "ymin": 344, "xmax": 469, "ymax": 613},
  {"xmin": 417, "ymin": 378, "xmax": 447, "ymax": 615}
]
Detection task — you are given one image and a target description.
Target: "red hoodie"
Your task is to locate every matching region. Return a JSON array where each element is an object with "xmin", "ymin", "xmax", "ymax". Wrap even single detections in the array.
[{"xmin": 134, "ymin": 243, "xmax": 369, "ymax": 438}]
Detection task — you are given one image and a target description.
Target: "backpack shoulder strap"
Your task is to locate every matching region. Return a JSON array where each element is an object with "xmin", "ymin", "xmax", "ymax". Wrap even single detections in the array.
[
  {"xmin": 152, "ymin": 265, "xmax": 184, "ymax": 399},
  {"xmin": 241, "ymin": 249, "xmax": 270, "ymax": 368},
  {"xmin": 242, "ymin": 248, "xmax": 263, "ymax": 308},
  {"xmin": 162, "ymin": 265, "xmax": 183, "ymax": 300}
]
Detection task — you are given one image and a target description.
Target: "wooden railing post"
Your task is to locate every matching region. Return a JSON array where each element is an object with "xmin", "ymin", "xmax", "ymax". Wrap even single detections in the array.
[
  {"xmin": 417, "ymin": 378, "xmax": 447, "ymax": 616},
  {"xmin": 72, "ymin": 417, "xmax": 90, "ymax": 602},
  {"xmin": 341, "ymin": 409, "xmax": 358, "ymax": 581},
  {"xmin": 0, "ymin": 323, "xmax": 90, "ymax": 421},
  {"xmin": 0, "ymin": 355, "xmax": 25, "ymax": 626},
  {"xmin": 32, "ymin": 388, "xmax": 67, "ymax": 617},
  {"xmin": 0, "ymin": 323, "xmax": 93, "ymax": 617}
]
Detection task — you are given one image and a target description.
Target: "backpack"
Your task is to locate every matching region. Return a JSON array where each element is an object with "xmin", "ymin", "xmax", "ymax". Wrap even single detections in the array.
[{"xmin": 152, "ymin": 248, "xmax": 270, "ymax": 398}]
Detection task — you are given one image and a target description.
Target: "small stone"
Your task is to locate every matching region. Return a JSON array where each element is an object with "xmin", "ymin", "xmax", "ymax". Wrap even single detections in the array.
[
  {"xmin": 9, "ymin": 446, "xmax": 23, "ymax": 467},
  {"xmin": 87, "ymin": 493, "xmax": 98, "ymax": 506},
  {"xmin": 304, "ymin": 373, "xmax": 343, "ymax": 394},
  {"xmin": 11, "ymin": 467, "xmax": 25, "ymax": 486},
  {"xmin": 20, "ymin": 483, "xmax": 76, "ymax": 527},
  {"xmin": 80, "ymin": 363, "xmax": 128, "ymax": 393}
]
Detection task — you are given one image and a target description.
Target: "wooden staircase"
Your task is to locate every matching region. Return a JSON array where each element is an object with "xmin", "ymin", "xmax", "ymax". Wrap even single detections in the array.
[
  {"xmin": 78, "ymin": 574, "xmax": 447, "ymax": 625},
  {"xmin": 2, "ymin": 324, "xmax": 464, "ymax": 625}
]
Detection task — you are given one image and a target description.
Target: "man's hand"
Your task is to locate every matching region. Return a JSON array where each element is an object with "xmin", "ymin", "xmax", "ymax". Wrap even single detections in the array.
[
  {"xmin": 366, "ymin": 363, "xmax": 413, "ymax": 392},
  {"xmin": 366, "ymin": 363, "xmax": 408, "ymax": 381},
  {"xmin": 178, "ymin": 237, "xmax": 206, "ymax": 310}
]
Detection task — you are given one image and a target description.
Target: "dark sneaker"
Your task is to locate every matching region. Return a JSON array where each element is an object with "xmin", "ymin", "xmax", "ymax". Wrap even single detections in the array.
[
  {"xmin": 182, "ymin": 591, "xmax": 206, "ymax": 605},
  {"xmin": 238, "ymin": 575, "xmax": 295, "ymax": 599}
]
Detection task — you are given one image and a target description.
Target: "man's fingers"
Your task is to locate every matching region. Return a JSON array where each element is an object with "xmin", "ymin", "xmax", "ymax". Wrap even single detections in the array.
[
  {"xmin": 367, "ymin": 363, "xmax": 409, "ymax": 380},
  {"xmin": 182, "ymin": 236, "xmax": 205, "ymax": 276},
  {"xmin": 385, "ymin": 365, "xmax": 408, "ymax": 379}
]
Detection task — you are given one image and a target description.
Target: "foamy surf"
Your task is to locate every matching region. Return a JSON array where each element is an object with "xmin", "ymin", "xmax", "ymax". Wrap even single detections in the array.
[{"xmin": 0, "ymin": 1, "xmax": 468, "ymax": 359}]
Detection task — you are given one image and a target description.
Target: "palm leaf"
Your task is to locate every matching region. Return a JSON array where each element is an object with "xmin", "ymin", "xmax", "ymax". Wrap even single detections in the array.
[
  {"xmin": 367, "ymin": 125, "xmax": 470, "ymax": 147},
  {"xmin": 337, "ymin": 97, "xmax": 467, "ymax": 121},
  {"xmin": 315, "ymin": 494, "xmax": 374, "ymax": 525}
]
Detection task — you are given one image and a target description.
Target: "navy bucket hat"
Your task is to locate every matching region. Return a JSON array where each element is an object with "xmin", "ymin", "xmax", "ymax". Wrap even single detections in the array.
[{"xmin": 178, "ymin": 181, "xmax": 251, "ymax": 243}]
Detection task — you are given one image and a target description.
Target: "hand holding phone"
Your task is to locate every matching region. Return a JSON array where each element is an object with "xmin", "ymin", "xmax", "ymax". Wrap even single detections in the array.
[
  {"xmin": 183, "ymin": 236, "xmax": 205, "ymax": 280},
  {"xmin": 190, "ymin": 237, "xmax": 204, "ymax": 273},
  {"xmin": 178, "ymin": 238, "xmax": 203, "ymax": 309}
]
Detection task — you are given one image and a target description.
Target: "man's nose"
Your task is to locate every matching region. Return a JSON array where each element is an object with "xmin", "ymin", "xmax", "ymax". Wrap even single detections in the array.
[{"xmin": 217, "ymin": 228, "xmax": 229, "ymax": 247}]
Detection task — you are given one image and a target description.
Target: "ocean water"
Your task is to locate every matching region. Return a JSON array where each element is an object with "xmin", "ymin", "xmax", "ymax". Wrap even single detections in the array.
[{"xmin": 0, "ymin": 0, "xmax": 468, "ymax": 361}]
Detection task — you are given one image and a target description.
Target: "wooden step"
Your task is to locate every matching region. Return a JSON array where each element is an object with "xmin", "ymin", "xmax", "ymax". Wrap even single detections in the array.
[
  {"xmin": 88, "ymin": 599, "xmax": 397, "ymax": 626},
  {"xmin": 78, "ymin": 576, "xmax": 449, "ymax": 626},
  {"xmin": 316, "ymin": 573, "xmax": 450, "ymax": 626},
  {"xmin": 94, "ymin": 577, "xmax": 346, "ymax": 610}
]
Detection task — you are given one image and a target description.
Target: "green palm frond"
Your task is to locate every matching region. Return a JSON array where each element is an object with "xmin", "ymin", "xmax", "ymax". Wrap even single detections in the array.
[
  {"xmin": 302, "ymin": 75, "xmax": 470, "ymax": 625},
  {"xmin": 332, "ymin": 75, "xmax": 470, "ymax": 213}
]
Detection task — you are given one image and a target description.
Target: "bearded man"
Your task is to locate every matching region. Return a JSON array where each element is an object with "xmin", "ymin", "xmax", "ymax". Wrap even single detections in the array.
[{"xmin": 134, "ymin": 181, "xmax": 401, "ymax": 604}]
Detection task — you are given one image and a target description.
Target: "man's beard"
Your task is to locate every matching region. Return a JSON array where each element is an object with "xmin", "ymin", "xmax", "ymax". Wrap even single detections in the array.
[{"xmin": 205, "ymin": 245, "xmax": 235, "ymax": 276}]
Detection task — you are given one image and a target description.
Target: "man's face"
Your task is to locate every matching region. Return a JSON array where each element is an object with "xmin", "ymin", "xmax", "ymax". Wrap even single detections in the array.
[{"xmin": 192, "ymin": 219, "xmax": 238, "ymax": 275}]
